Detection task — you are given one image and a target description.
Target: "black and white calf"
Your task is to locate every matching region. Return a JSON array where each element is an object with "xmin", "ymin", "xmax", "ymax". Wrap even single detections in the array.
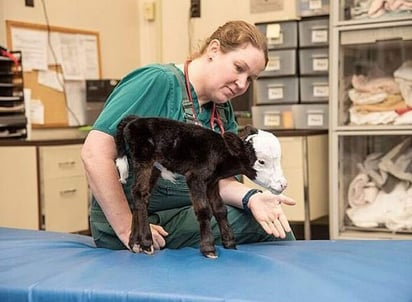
[{"xmin": 115, "ymin": 115, "xmax": 287, "ymax": 258}]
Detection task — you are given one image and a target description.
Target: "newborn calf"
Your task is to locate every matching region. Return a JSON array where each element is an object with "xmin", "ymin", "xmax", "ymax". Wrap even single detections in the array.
[{"xmin": 115, "ymin": 115, "xmax": 287, "ymax": 258}]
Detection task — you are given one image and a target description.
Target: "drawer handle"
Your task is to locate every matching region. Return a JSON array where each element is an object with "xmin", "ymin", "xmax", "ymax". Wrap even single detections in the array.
[
  {"xmin": 58, "ymin": 161, "xmax": 76, "ymax": 168},
  {"xmin": 60, "ymin": 188, "xmax": 77, "ymax": 195}
]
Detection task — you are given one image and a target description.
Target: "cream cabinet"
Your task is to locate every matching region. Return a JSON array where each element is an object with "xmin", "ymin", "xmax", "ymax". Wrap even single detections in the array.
[
  {"xmin": 0, "ymin": 141, "xmax": 89, "ymax": 233},
  {"xmin": 244, "ymin": 132, "xmax": 329, "ymax": 239},
  {"xmin": 39, "ymin": 145, "xmax": 89, "ymax": 232},
  {"xmin": 0, "ymin": 146, "xmax": 38, "ymax": 229}
]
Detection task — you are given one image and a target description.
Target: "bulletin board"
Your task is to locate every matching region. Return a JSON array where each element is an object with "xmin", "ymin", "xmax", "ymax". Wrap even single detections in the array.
[{"xmin": 6, "ymin": 20, "xmax": 102, "ymax": 127}]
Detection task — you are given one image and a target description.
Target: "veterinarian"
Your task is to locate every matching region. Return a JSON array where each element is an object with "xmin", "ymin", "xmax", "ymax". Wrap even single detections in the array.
[{"xmin": 81, "ymin": 20, "xmax": 297, "ymax": 251}]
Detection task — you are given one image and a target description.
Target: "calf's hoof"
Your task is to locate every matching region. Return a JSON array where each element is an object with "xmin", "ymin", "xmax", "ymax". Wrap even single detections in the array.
[
  {"xmin": 222, "ymin": 239, "xmax": 237, "ymax": 250},
  {"xmin": 129, "ymin": 243, "xmax": 154, "ymax": 255},
  {"xmin": 201, "ymin": 246, "xmax": 218, "ymax": 259},
  {"xmin": 131, "ymin": 244, "xmax": 141, "ymax": 253},
  {"xmin": 130, "ymin": 243, "xmax": 155, "ymax": 255},
  {"xmin": 142, "ymin": 245, "xmax": 155, "ymax": 255},
  {"xmin": 204, "ymin": 252, "xmax": 218, "ymax": 259}
]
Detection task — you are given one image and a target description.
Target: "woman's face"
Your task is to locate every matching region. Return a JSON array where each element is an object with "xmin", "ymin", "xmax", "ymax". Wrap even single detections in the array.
[{"xmin": 205, "ymin": 41, "xmax": 266, "ymax": 104}]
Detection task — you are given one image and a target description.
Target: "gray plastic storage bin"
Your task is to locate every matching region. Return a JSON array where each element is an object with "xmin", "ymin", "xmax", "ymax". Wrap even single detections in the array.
[
  {"xmin": 255, "ymin": 77, "xmax": 299, "ymax": 105},
  {"xmin": 292, "ymin": 104, "xmax": 328, "ymax": 129},
  {"xmin": 298, "ymin": 17, "xmax": 329, "ymax": 47},
  {"xmin": 260, "ymin": 49, "xmax": 297, "ymax": 77},
  {"xmin": 252, "ymin": 105, "xmax": 294, "ymax": 130},
  {"xmin": 299, "ymin": 47, "xmax": 329, "ymax": 75},
  {"xmin": 298, "ymin": 0, "xmax": 329, "ymax": 17},
  {"xmin": 256, "ymin": 21, "xmax": 298, "ymax": 49},
  {"xmin": 300, "ymin": 76, "xmax": 329, "ymax": 103}
]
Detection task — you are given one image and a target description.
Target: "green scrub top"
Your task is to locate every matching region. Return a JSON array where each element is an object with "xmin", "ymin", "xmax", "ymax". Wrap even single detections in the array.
[{"xmin": 92, "ymin": 63, "xmax": 238, "ymax": 213}]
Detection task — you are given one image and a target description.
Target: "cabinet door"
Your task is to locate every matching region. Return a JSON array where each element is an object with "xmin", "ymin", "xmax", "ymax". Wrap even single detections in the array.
[
  {"xmin": 0, "ymin": 146, "xmax": 39, "ymax": 229},
  {"xmin": 39, "ymin": 145, "xmax": 85, "ymax": 178},
  {"xmin": 39, "ymin": 145, "xmax": 89, "ymax": 232},
  {"xmin": 42, "ymin": 176, "xmax": 88, "ymax": 232}
]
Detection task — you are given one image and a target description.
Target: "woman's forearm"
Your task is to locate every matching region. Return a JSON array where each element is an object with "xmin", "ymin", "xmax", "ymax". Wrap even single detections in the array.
[
  {"xmin": 81, "ymin": 130, "xmax": 132, "ymax": 246},
  {"xmin": 218, "ymin": 177, "xmax": 252, "ymax": 208}
]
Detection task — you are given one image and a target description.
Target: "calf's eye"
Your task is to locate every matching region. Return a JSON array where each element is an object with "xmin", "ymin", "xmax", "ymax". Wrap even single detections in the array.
[{"xmin": 258, "ymin": 160, "xmax": 265, "ymax": 165}]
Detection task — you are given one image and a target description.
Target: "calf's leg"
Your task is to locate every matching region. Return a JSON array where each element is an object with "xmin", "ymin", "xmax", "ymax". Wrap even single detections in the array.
[
  {"xmin": 186, "ymin": 176, "xmax": 216, "ymax": 258},
  {"xmin": 129, "ymin": 161, "xmax": 155, "ymax": 254},
  {"xmin": 208, "ymin": 184, "xmax": 236, "ymax": 250}
]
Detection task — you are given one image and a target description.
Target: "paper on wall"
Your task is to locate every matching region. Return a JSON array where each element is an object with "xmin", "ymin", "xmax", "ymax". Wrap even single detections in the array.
[
  {"xmin": 24, "ymin": 88, "xmax": 32, "ymax": 139},
  {"xmin": 64, "ymin": 80, "xmax": 87, "ymax": 126},
  {"xmin": 30, "ymin": 99, "xmax": 45, "ymax": 125},
  {"xmin": 38, "ymin": 69, "xmax": 64, "ymax": 92},
  {"xmin": 10, "ymin": 28, "xmax": 48, "ymax": 71}
]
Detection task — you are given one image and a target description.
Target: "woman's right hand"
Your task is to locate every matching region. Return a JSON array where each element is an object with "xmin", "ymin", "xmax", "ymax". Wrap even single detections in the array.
[
  {"xmin": 150, "ymin": 224, "xmax": 169, "ymax": 250},
  {"xmin": 121, "ymin": 224, "xmax": 168, "ymax": 251}
]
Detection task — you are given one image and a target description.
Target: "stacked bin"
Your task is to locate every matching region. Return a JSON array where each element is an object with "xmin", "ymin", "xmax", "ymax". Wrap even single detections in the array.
[
  {"xmin": 252, "ymin": 21, "xmax": 299, "ymax": 130},
  {"xmin": 0, "ymin": 51, "xmax": 26, "ymax": 139},
  {"xmin": 294, "ymin": 16, "xmax": 330, "ymax": 129}
]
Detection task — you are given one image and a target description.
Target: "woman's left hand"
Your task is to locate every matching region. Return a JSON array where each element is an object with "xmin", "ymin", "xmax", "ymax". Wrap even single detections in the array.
[{"xmin": 247, "ymin": 191, "xmax": 296, "ymax": 238}]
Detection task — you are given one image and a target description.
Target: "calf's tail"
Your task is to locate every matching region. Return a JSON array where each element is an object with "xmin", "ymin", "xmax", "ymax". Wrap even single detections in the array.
[
  {"xmin": 115, "ymin": 115, "xmax": 138, "ymax": 184},
  {"xmin": 115, "ymin": 115, "xmax": 138, "ymax": 157}
]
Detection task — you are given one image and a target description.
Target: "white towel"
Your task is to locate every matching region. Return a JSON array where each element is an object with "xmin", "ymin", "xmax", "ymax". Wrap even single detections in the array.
[
  {"xmin": 347, "ymin": 173, "xmax": 379, "ymax": 207},
  {"xmin": 346, "ymin": 181, "xmax": 411, "ymax": 229},
  {"xmin": 385, "ymin": 186, "xmax": 412, "ymax": 232}
]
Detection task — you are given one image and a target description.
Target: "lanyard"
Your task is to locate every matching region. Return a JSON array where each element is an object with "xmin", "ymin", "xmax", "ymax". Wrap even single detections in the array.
[{"xmin": 184, "ymin": 60, "xmax": 225, "ymax": 134}]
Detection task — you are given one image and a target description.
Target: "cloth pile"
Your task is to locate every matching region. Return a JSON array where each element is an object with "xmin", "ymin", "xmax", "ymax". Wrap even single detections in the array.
[
  {"xmin": 350, "ymin": 0, "xmax": 412, "ymax": 19},
  {"xmin": 349, "ymin": 60, "xmax": 412, "ymax": 125},
  {"xmin": 346, "ymin": 137, "xmax": 412, "ymax": 232}
]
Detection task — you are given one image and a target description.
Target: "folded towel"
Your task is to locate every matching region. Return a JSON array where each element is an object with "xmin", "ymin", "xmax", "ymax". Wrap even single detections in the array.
[
  {"xmin": 346, "ymin": 181, "xmax": 411, "ymax": 229},
  {"xmin": 347, "ymin": 173, "xmax": 379, "ymax": 207},
  {"xmin": 394, "ymin": 109, "xmax": 412, "ymax": 125},
  {"xmin": 353, "ymin": 94, "xmax": 406, "ymax": 112},
  {"xmin": 348, "ymin": 89, "xmax": 387, "ymax": 105},
  {"xmin": 352, "ymin": 74, "xmax": 400, "ymax": 94},
  {"xmin": 349, "ymin": 107, "xmax": 398, "ymax": 125},
  {"xmin": 395, "ymin": 78, "xmax": 412, "ymax": 106},
  {"xmin": 385, "ymin": 186, "xmax": 412, "ymax": 232}
]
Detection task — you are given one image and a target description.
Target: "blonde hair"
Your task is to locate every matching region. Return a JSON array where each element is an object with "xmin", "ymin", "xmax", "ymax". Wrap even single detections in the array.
[{"xmin": 193, "ymin": 20, "xmax": 268, "ymax": 66}]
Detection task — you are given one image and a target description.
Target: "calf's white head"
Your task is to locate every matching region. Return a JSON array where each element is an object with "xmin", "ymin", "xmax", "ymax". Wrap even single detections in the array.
[{"xmin": 243, "ymin": 126, "xmax": 287, "ymax": 195}]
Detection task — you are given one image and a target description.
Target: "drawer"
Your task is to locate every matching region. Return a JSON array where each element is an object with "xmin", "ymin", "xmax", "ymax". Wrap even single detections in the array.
[
  {"xmin": 255, "ymin": 77, "xmax": 299, "ymax": 104},
  {"xmin": 299, "ymin": 17, "xmax": 329, "ymax": 47},
  {"xmin": 260, "ymin": 49, "xmax": 297, "ymax": 77},
  {"xmin": 298, "ymin": 0, "xmax": 330, "ymax": 17},
  {"xmin": 299, "ymin": 76, "xmax": 329, "ymax": 103},
  {"xmin": 252, "ymin": 105, "xmax": 294, "ymax": 130},
  {"xmin": 292, "ymin": 104, "xmax": 329, "ymax": 129},
  {"xmin": 39, "ymin": 145, "xmax": 84, "ymax": 179},
  {"xmin": 299, "ymin": 48, "xmax": 329, "ymax": 75},
  {"xmin": 41, "ymin": 175, "xmax": 89, "ymax": 232},
  {"xmin": 256, "ymin": 21, "xmax": 298, "ymax": 49}
]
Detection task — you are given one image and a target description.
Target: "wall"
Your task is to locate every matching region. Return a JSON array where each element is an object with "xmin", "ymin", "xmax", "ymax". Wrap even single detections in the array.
[
  {"xmin": 0, "ymin": 0, "xmax": 298, "ymax": 76},
  {"xmin": 0, "ymin": 0, "xmax": 140, "ymax": 78},
  {"xmin": 158, "ymin": 0, "xmax": 298, "ymax": 63}
]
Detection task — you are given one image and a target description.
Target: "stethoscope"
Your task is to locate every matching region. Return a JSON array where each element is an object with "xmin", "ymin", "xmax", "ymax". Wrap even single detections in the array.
[{"xmin": 184, "ymin": 60, "xmax": 225, "ymax": 134}]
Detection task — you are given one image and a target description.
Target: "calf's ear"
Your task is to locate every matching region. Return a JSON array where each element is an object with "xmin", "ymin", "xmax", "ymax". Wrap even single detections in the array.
[
  {"xmin": 238, "ymin": 125, "xmax": 258, "ymax": 140},
  {"xmin": 223, "ymin": 132, "xmax": 244, "ymax": 157}
]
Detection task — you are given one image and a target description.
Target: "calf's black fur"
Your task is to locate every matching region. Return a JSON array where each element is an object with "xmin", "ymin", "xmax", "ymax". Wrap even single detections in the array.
[{"xmin": 115, "ymin": 115, "xmax": 260, "ymax": 258}]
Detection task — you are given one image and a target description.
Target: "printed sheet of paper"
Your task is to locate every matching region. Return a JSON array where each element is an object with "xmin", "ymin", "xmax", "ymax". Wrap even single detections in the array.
[{"xmin": 11, "ymin": 28, "xmax": 48, "ymax": 71}]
